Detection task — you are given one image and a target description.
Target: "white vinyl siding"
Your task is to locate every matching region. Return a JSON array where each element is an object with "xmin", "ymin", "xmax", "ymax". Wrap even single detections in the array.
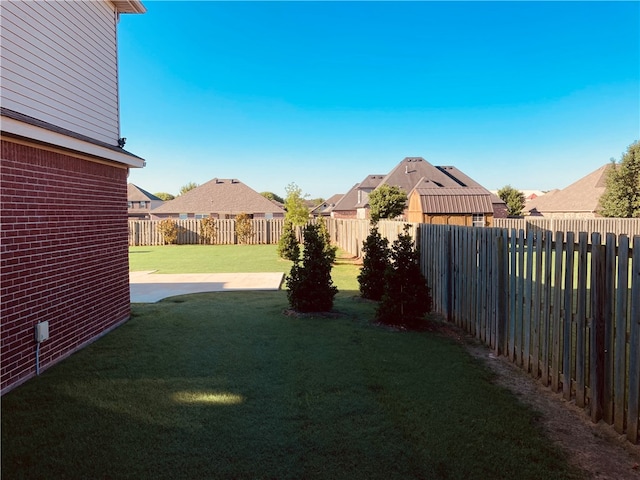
[{"xmin": 0, "ymin": 0, "xmax": 120, "ymax": 145}]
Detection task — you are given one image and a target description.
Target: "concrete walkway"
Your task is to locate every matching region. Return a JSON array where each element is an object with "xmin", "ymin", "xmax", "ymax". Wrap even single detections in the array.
[{"xmin": 129, "ymin": 271, "xmax": 285, "ymax": 303}]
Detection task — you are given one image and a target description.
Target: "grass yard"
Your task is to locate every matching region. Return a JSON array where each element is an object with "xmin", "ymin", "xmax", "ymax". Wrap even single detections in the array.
[
  {"xmin": 1, "ymin": 246, "xmax": 583, "ymax": 479},
  {"xmin": 129, "ymin": 244, "xmax": 293, "ymax": 274}
]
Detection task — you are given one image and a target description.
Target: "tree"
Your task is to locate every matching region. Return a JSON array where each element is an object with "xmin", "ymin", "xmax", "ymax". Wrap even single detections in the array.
[
  {"xmin": 286, "ymin": 223, "xmax": 338, "ymax": 312},
  {"xmin": 277, "ymin": 219, "xmax": 300, "ymax": 261},
  {"xmin": 599, "ymin": 141, "xmax": 640, "ymax": 218},
  {"xmin": 497, "ymin": 185, "xmax": 525, "ymax": 217},
  {"xmin": 154, "ymin": 192, "xmax": 175, "ymax": 201},
  {"xmin": 179, "ymin": 182, "xmax": 198, "ymax": 196},
  {"xmin": 283, "ymin": 182, "xmax": 310, "ymax": 226},
  {"xmin": 235, "ymin": 213, "xmax": 253, "ymax": 244},
  {"xmin": 369, "ymin": 185, "xmax": 407, "ymax": 223},
  {"xmin": 357, "ymin": 225, "xmax": 390, "ymax": 301},
  {"xmin": 261, "ymin": 191, "xmax": 284, "ymax": 204},
  {"xmin": 376, "ymin": 225, "xmax": 432, "ymax": 328}
]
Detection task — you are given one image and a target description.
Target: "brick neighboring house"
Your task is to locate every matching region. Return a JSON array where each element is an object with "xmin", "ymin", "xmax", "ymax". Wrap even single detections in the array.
[
  {"xmin": 310, "ymin": 193, "xmax": 344, "ymax": 217},
  {"xmin": 128, "ymin": 183, "xmax": 164, "ymax": 219},
  {"xmin": 331, "ymin": 175, "xmax": 385, "ymax": 219},
  {"xmin": 1, "ymin": 1, "xmax": 146, "ymax": 393},
  {"xmin": 150, "ymin": 178, "xmax": 285, "ymax": 219},
  {"xmin": 526, "ymin": 164, "xmax": 610, "ymax": 218}
]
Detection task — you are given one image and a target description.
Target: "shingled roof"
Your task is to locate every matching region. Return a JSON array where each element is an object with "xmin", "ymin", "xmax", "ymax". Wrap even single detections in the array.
[
  {"xmin": 151, "ymin": 178, "xmax": 285, "ymax": 216},
  {"xmin": 127, "ymin": 183, "xmax": 162, "ymax": 202},
  {"xmin": 526, "ymin": 164, "xmax": 610, "ymax": 216},
  {"xmin": 379, "ymin": 157, "xmax": 482, "ymax": 193}
]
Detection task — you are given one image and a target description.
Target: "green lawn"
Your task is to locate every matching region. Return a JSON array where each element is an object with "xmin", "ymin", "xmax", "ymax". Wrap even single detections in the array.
[
  {"xmin": 1, "ymin": 246, "xmax": 582, "ymax": 479},
  {"xmin": 129, "ymin": 244, "xmax": 293, "ymax": 274}
]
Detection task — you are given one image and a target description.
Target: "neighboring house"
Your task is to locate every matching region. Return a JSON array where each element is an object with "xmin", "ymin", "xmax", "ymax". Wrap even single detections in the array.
[
  {"xmin": 332, "ymin": 175, "xmax": 384, "ymax": 219},
  {"xmin": 310, "ymin": 193, "xmax": 344, "ymax": 217},
  {"xmin": 522, "ymin": 190, "xmax": 546, "ymax": 202},
  {"xmin": 127, "ymin": 183, "xmax": 164, "ymax": 219},
  {"xmin": 527, "ymin": 165, "xmax": 610, "ymax": 218},
  {"xmin": 1, "ymin": 1, "xmax": 146, "ymax": 393},
  {"xmin": 407, "ymin": 178, "xmax": 495, "ymax": 226},
  {"xmin": 491, "ymin": 193, "xmax": 509, "ymax": 219},
  {"xmin": 150, "ymin": 178, "xmax": 285, "ymax": 219},
  {"xmin": 333, "ymin": 157, "xmax": 495, "ymax": 222}
]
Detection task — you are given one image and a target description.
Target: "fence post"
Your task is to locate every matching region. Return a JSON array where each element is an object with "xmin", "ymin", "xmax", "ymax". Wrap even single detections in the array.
[
  {"xmin": 496, "ymin": 230, "xmax": 507, "ymax": 355},
  {"xmin": 562, "ymin": 232, "xmax": 575, "ymax": 400},
  {"xmin": 614, "ymin": 235, "xmax": 630, "ymax": 434},
  {"xmin": 627, "ymin": 236, "xmax": 640, "ymax": 444},
  {"xmin": 590, "ymin": 232, "xmax": 605, "ymax": 423}
]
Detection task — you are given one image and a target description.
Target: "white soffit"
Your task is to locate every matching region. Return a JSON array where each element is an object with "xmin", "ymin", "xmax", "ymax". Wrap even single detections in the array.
[{"xmin": 111, "ymin": 1, "xmax": 146, "ymax": 14}]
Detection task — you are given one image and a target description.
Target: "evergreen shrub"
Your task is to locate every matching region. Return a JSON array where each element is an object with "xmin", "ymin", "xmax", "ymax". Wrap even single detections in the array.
[
  {"xmin": 286, "ymin": 223, "xmax": 338, "ymax": 312},
  {"xmin": 376, "ymin": 225, "xmax": 432, "ymax": 328}
]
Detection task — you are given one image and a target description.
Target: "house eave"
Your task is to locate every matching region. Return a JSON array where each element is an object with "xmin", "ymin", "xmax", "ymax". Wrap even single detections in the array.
[
  {"xmin": 1, "ymin": 111, "xmax": 145, "ymax": 168},
  {"xmin": 111, "ymin": 0, "xmax": 146, "ymax": 14}
]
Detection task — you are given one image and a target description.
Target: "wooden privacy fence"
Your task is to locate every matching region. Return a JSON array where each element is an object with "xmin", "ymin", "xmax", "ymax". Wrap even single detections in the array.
[
  {"xmin": 129, "ymin": 217, "xmax": 414, "ymax": 248},
  {"xmin": 494, "ymin": 218, "xmax": 640, "ymax": 240},
  {"xmin": 129, "ymin": 219, "xmax": 286, "ymax": 246},
  {"xmin": 325, "ymin": 218, "xmax": 418, "ymax": 257},
  {"xmin": 419, "ymin": 224, "xmax": 640, "ymax": 444}
]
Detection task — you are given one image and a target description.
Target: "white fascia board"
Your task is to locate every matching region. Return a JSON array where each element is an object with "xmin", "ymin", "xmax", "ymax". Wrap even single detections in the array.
[
  {"xmin": 1, "ymin": 115, "xmax": 145, "ymax": 168},
  {"xmin": 111, "ymin": 1, "xmax": 146, "ymax": 14}
]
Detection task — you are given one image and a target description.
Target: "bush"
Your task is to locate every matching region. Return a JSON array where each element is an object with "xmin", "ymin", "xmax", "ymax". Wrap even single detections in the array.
[
  {"xmin": 277, "ymin": 219, "xmax": 300, "ymax": 261},
  {"xmin": 376, "ymin": 225, "xmax": 432, "ymax": 327},
  {"xmin": 158, "ymin": 219, "xmax": 178, "ymax": 245},
  {"xmin": 235, "ymin": 213, "xmax": 253, "ymax": 244},
  {"xmin": 357, "ymin": 225, "xmax": 390, "ymax": 300},
  {"xmin": 199, "ymin": 217, "xmax": 217, "ymax": 244},
  {"xmin": 286, "ymin": 223, "xmax": 338, "ymax": 312}
]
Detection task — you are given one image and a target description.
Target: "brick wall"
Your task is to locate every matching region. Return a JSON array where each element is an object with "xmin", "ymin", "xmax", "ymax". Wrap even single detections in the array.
[{"xmin": 1, "ymin": 139, "xmax": 131, "ymax": 393}]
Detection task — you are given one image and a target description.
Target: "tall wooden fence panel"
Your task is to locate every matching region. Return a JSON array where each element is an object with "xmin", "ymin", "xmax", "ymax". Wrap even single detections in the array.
[
  {"xmin": 325, "ymin": 218, "xmax": 418, "ymax": 257},
  {"xmin": 417, "ymin": 224, "xmax": 639, "ymax": 444}
]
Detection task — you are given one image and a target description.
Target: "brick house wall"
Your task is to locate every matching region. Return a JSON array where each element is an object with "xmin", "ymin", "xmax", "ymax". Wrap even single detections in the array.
[{"xmin": 1, "ymin": 140, "xmax": 131, "ymax": 393}]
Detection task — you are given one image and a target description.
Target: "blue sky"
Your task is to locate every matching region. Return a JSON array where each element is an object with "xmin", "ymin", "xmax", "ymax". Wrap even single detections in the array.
[{"xmin": 119, "ymin": 1, "xmax": 639, "ymax": 199}]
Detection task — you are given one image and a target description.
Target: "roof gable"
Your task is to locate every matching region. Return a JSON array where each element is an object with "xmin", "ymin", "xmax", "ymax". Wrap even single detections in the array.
[
  {"xmin": 527, "ymin": 164, "xmax": 611, "ymax": 214},
  {"xmin": 379, "ymin": 157, "xmax": 476, "ymax": 193},
  {"xmin": 127, "ymin": 183, "xmax": 162, "ymax": 202},
  {"xmin": 151, "ymin": 178, "xmax": 285, "ymax": 215}
]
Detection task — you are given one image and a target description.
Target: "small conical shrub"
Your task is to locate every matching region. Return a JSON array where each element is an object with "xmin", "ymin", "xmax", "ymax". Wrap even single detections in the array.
[
  {"xmin": 376, "ymin": 225, "xmax": 432, "ymax": 327},
  {"xmin": 286, "ymin": 223, "xmax": 338, "ymax": 312},
  {"xmin": 357, "ymin": 225, "xmax": 390, "ymax": 301},
  {"xmin": 277, "ymin": 219, "xmax": 300, "ymax": 261}
]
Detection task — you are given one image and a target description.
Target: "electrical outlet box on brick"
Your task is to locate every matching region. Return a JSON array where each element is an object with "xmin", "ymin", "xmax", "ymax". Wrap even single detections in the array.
[{"xmin": 35, "ymin": 322, "xmax": 49, "ymax": 343}]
